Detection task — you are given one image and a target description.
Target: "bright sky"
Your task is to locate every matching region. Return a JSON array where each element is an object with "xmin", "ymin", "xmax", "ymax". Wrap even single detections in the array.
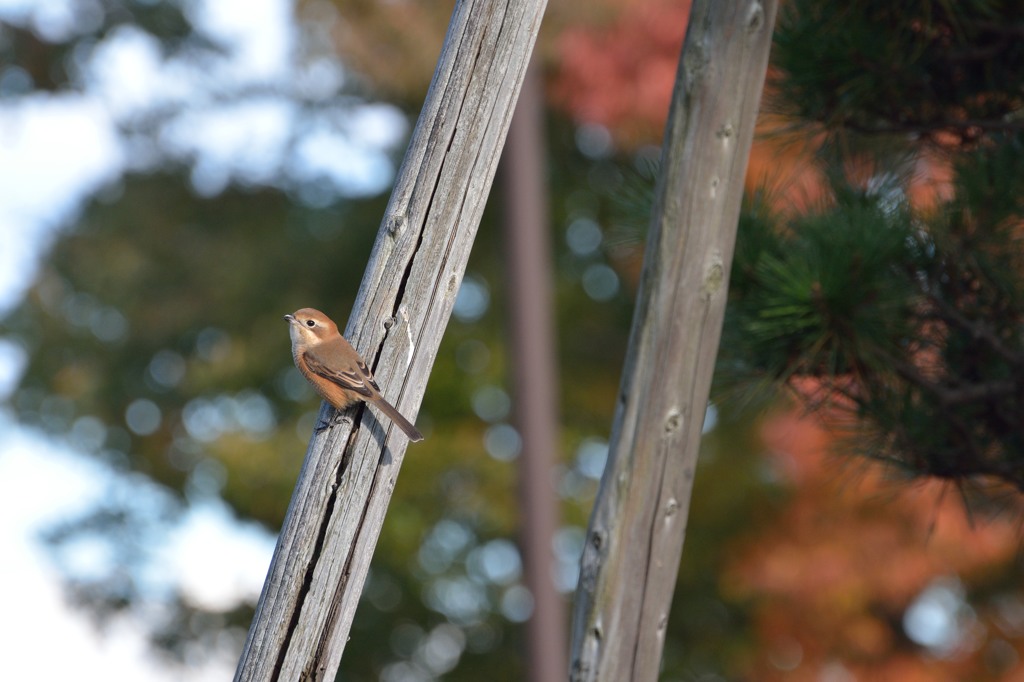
[
  {"xmin": 0, "ymin": 0, "xmax": 405, "ymax": 678},
  {"xmin": 0, "ymin": 419, "xmax": 270, "ymax": 680}
]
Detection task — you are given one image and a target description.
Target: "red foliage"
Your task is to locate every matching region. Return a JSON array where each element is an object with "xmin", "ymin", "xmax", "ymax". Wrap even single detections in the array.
[
  {"xmin": 722, "ymin": 408, "xmax": 1024, "ymax": 680},
  {"xmin": 549, "ymin": 0, "xmax": 692, "ymax": 147}
]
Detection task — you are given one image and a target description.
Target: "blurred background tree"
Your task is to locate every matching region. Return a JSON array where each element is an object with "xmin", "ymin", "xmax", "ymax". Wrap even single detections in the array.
[
  {"xmin": 715, "ymin": 1, "xmax": 1024, "ymax": 678},
  {"xmin": 2, "ymin": 0, "xmax": 1024, "ymax": 680}
]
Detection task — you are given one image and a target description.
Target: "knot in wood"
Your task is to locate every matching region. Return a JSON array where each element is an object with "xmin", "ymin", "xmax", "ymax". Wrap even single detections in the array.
[
  {"xmin": 386, "ymin": 214, "xmax": 407, "ymax": 236},
  {"xmin": 664, "ymin": 497, "xmax": 679, "ymax": 517},
  {"xmin": 701, "ymin": 256, "xmax": 724, "ymax": 298},
  {"xmin": 590, "ymin": 529, "xmax": 605, "ymax": 550},
  {"xmin": 664, "ymin": 408, "xmax": 683, "ymax": 433},
  {"xmin": 616, "ymin": 469, "xmax": 630, "ymax": 490},
  {"xmin": 746, "ymin": 1, "xmax": 765, "ymax": 32},
  {"xmin": 682, "ymin": 41, "xmax": 708, "ymax": 85},
  {"xmin": 383, "ymin": 316, "xmax": 396, "ymax": 330}
]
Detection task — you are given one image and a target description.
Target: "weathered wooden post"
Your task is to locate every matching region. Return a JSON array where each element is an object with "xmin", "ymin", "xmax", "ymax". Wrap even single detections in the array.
[{"xmin": 235, "ymin": 0, "xmax": 548, "ymax": 679}]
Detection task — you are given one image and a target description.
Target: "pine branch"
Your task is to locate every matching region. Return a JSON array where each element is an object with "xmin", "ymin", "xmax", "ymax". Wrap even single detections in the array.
[{"xmin": 926, "ymin": 294, "xmax": 1024, "ymax": 369}]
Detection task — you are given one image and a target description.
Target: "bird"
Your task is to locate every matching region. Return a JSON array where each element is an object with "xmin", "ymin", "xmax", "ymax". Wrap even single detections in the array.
[{"xmin": 284, "ymin": 307, "xmax": 423, "ymax": 442}]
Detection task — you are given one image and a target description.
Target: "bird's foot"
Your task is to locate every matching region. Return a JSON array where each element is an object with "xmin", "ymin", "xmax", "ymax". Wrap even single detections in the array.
[{"xmin": 315, "ymin": 409, "xmax": 348, "ymax": 433}]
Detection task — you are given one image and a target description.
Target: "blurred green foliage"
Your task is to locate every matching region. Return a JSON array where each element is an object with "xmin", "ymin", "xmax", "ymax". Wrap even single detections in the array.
[{"xmin": 728, "ymin": 0, "xmax": 1024, "ymax": 493}]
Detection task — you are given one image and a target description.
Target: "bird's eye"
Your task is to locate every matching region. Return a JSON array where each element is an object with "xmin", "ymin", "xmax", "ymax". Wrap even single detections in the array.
[{"xmin": 306, "ymin": 320, "xmax": 316, "ymax": 327}]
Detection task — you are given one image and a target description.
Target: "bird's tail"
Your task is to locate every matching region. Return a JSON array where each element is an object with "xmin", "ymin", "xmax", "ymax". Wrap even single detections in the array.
[{"xmin": 371, "ymin": 396, "xmax": 424, "ymax": 442}]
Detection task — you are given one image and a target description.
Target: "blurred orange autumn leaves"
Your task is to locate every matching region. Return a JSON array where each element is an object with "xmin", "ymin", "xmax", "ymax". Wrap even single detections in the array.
[
  {"xmin": 734, "ymin": 409, "xmax": 1024, "ymax": 680},
  {"xmin": 547, "ymin": 0, "xmax": 692, "ymax": 147}
]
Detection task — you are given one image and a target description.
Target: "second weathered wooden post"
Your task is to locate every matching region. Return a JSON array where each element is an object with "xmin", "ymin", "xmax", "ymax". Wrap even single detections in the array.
[{"xmin": 569, "ymin": 1, "xmax": 778, "ymax": 680}]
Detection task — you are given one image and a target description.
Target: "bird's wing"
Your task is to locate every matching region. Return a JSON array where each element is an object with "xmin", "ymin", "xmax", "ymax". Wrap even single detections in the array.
[{"xmin": 302, "ymin": 348, "xmax": 376, "ymax": 398}]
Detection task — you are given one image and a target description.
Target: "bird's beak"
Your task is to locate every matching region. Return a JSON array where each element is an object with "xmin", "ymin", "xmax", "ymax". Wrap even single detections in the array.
[{"xmin": 283, "ymin": 314, "xmax": 296, "ymax": 324}]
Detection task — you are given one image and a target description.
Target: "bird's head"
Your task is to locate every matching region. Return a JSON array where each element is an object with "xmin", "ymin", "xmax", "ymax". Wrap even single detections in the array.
[{"xmin": 284, "ymin": 308, "xmax": 338, "ymax": 346}]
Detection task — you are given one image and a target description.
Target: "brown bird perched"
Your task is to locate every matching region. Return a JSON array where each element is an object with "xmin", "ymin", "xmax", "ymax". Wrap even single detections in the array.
[{"xmin": 284, "ymin": 307, "xmax": 423, "ymax": 441}]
